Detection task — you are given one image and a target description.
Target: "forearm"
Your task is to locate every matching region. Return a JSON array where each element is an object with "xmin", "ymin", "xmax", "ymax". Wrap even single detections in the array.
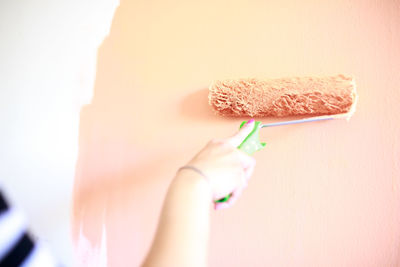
[{"xmin": 142, "ymin": 169, "xmax": 212, "ymax": 267}]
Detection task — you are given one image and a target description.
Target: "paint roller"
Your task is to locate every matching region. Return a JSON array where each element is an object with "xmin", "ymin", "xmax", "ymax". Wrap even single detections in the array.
[{"xmin": 208, "ymin": 74, "xmax": 358, "ymax": 203}]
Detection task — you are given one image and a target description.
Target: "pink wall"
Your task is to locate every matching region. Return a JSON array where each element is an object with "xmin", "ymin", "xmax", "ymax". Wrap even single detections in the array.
[{"xmin": 72, "ymin": 0, "xmax": 400, "ymax": 266}]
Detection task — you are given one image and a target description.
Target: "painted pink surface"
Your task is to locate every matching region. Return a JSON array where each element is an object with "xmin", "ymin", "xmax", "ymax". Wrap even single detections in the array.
[{"xmin": 72, "ymin": 0, "xmax": 400, "ymax": 266}]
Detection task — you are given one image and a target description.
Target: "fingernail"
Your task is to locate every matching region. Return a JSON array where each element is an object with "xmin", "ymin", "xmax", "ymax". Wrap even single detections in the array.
[
  {"xmin": 245, "ymin": 119, "xmax": 255, "ymax": 125},
  {"xmin": 215, "ymin": 204, "xmax": 222, "ymax": 210}
]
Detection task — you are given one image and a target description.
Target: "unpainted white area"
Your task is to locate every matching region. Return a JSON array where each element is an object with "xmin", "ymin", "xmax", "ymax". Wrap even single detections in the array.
[{"xmin": 0, "ymin": 0, "xmax": 119, "ymax": 265}]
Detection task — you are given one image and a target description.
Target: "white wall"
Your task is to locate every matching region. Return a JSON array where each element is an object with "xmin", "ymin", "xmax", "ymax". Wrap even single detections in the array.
[{"xmin": 0, "ymin": 0, "xmax": 119, "ymax": 265}]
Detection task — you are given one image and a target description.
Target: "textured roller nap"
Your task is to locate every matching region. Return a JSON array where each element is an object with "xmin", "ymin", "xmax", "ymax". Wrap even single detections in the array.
[{"xmin": 208, "ymin": 75, "xmax": 357, "ymax": 117}]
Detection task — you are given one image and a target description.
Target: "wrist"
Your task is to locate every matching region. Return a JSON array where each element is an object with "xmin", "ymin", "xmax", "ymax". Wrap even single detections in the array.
[{"xmin": 175, "ymin": 167, "xmax": 213, "ymax": 202}]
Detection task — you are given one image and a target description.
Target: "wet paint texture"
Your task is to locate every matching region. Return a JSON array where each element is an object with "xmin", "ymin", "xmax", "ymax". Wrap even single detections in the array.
[{"xmin": 73, "ymin": 0, "xmax": 400, "ymax": 266}]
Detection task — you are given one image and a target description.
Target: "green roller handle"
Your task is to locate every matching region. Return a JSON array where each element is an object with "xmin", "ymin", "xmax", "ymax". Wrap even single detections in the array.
[{"xmin": 214, "ymin": 120, "xmax": 266, "ymax": 203}]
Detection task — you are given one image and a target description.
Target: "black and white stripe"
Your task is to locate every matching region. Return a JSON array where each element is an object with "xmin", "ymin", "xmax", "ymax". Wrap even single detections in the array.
[{"xmin": 0, "ymin": 191, "xmax": 58, "ymax": 267}]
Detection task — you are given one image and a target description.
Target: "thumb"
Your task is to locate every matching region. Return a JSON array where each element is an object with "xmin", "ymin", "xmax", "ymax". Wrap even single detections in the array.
[{"xmin": 226, "ymin": 119, "xmax": 255, "ymax": 148}]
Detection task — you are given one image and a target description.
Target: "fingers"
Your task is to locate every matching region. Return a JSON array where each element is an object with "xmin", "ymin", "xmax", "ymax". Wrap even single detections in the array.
[
  {"xmin": 214, "ymin": 156, "xmax": 256, "ymax": 211},
  {"xmin": 226, "ymin": 119, "xmax": 255, "ymax": 148},
  {"xmin": 211, "ymin": 121, "xmax": 258, "ymax": 211},
  {"xmin": 244, "ymin": 161, "xmax": 255, "ymax": 182},
  {"xmin": 214, "ymin": 187, "xmax": 243, "ymax": 210},
  {"xmin": 237, "ymin": 150, "xmax": 256, "ymax": 169},
  {"xmin": 214, "ymin": 171, "xmax": 247, "ymax": 210},
  {"xmin": 237, "ymin": 152, "xmax": 256, "ymax": 181},
  {"xmin": 214, "ymin": 201, "xmax": 229, "ymax": 210}
]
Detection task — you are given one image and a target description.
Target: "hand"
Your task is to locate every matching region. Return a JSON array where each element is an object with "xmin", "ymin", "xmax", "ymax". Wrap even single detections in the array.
[{"xmin": 185, "ymin": 119, "xmax": 257, "ymax": 210}]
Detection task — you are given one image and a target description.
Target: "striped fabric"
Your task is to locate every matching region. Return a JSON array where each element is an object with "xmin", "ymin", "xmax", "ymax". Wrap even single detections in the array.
[{"xmin": 0, "ymin": 191, "xmax": 58, "ymax": 267}]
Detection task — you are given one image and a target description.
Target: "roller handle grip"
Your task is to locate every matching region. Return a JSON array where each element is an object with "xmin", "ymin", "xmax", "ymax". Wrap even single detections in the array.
[{"xmin": 214, "ymin": 121, "xmax": 266, "ymax": 203}]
